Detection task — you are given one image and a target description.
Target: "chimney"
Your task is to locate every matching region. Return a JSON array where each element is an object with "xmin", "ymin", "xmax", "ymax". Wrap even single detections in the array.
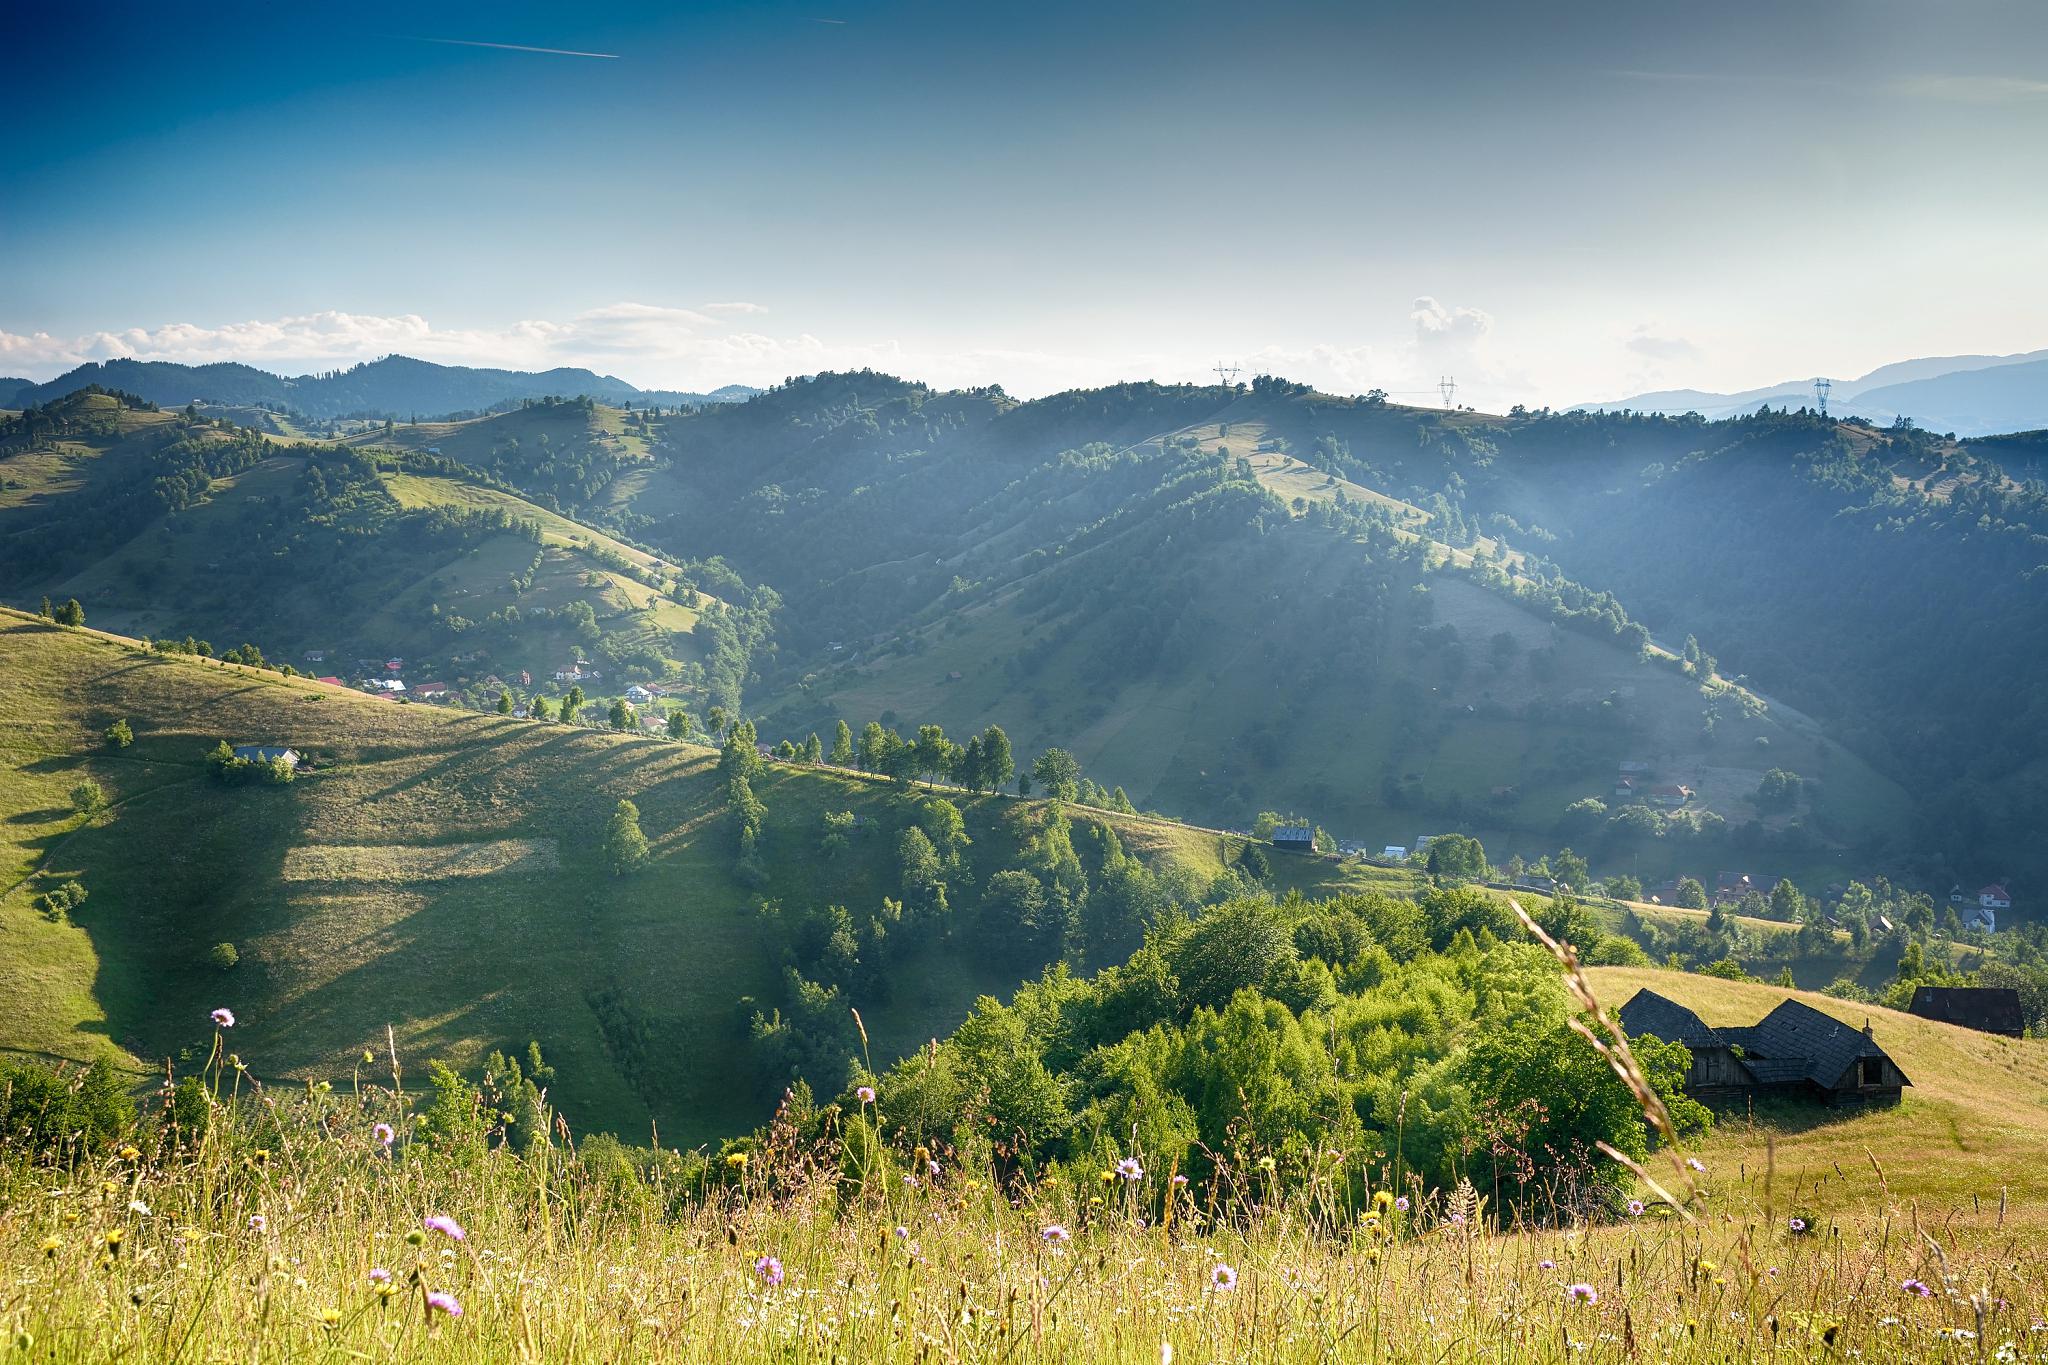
[{"xmin": 1863, "ymin": 1018, "xmax": 1874, "ymax": 1041}]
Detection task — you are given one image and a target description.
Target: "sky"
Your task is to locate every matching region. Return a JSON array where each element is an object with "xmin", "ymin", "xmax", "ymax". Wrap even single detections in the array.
[{"xmin": 4, "ymin": 0, "xmax": 2046, "ymax": 410}]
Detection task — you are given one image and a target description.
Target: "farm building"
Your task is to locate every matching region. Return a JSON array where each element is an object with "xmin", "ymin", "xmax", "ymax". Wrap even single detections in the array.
[
  {"xmin": 1907, "ymin": 986, "xmax": 2025, "ymax": 1038},
  {"xmin": 1272, "ymin": 825, "xmax": 1314, "ymax": 852},
  {"xmin": 1647, "ymin": 784, "xmax": 1693, "ymax": 808},
  {"xmin": 231, "ymin": 745, "xmax": 299, "ymax": 768},
  {"xmin": 1618, "ymin": 989, "xmax": 1909, "ymax": 1105}
]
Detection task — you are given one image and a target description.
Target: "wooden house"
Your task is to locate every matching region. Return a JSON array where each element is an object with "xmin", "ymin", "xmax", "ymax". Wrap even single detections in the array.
[
  {"xmin": 1619, "ymin": 989, "xmax": 1909, "ymax": 1106},
  {"xmin": 1908, "ymin": 986, "xmax": 2025, "ymax": 1038},
  {"xmin": 1272, "ymin": 825, "xmax": 1314, "ymax": 852}
]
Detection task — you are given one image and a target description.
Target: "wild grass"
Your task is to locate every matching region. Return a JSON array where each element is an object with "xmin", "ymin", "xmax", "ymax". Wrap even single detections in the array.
[{"xmin": 4, "ymin": 1024, "xmax": 2043, "ymax": 1363}]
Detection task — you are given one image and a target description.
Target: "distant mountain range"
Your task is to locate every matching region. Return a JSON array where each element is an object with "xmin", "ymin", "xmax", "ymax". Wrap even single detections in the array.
[
  {"xmin": 0, "ymin": 356, "xmax": 757, "ymax": 420},
  {"xmin": 1578, "ymin": 348, "xmax": 2048, "ymax": 437}
]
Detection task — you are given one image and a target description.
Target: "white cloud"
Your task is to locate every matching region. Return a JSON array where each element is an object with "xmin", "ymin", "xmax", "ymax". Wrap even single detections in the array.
[
  {"xmin": 701, "ymin": 301, "xmax": 769, "ymax": 316},
  {"xmin": 1898, "ymin": 74, "xmax": 2048, "ymax": 105},
  {"xmin": 1410, "ymin": 296, "xmax": 1494, "ymax": 358},
  {"xmin": 1623, "ymin": 326, "xmax": 1703, "ymax": 364}
]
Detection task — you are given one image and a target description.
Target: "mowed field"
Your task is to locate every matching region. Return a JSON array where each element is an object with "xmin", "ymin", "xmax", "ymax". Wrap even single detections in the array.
[
  {"xmin": 1595, "ymin": 966, "xmax": 2048, "ymax": 1222},
  {"xmin": 0, "ymin": 614, "xmax": 1398, "ymax": 1143}
]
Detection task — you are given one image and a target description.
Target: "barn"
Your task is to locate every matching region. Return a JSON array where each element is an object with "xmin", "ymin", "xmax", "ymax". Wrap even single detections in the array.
[
  {"xmin": 1619, "ymin": 989, "xmax": 1909, "ymax": 1106},
  {"xmin": 1271, "ymin": 825, "xmax": 1314, "ymax": 852},
  {"xmin": 1907, "ymin": 986, "xmax": 2025, "ymax": 1038}
]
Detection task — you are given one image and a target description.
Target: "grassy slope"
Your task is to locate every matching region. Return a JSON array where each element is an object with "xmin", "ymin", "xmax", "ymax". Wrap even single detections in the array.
[
  {"xmin": 0, "ymin": 614, "xmax": 1395, "ymax": 1143},
  {"xmin": 1594, "ymin": 966, "xmax": 2048, "ymax": 1216},
  {"xmin": 766, "ymin": 417, "xmax": 1908, "ymax": 877}
]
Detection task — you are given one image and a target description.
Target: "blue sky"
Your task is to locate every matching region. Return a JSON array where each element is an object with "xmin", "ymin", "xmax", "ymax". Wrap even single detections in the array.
[{"xmin": 4, "ymin": 0, "xmax": 2045, "ymax": 406}]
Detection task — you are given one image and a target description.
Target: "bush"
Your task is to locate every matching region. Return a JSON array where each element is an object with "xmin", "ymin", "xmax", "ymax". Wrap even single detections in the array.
[
  {"xmin": 209, "ymin": 942, "xmax": 240, "ymax": 971},
  {"xmin": 104, "ymin": 718, "xmax": 133, "ymax": 748},
  {"xmin": 0, "ymin": 1055, "xmax": 133, "ymax": 1159},
  {"xmin": 69, "ymin": 779, "xmax": 107, "ymax": 815}
]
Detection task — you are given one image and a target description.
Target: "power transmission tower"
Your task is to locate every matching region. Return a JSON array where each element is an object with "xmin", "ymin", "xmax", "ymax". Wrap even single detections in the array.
[
  {"xmin": 1213, "ymin": 362, "xmax": 1241, "ymax": 389},
  {"xmin": 1437, "ymin": 375, "xmax": 1457, "ymax": 409},
  {"xmin": 1813, "ymin": 377, "xmax": 1831, "ymax": 417}
]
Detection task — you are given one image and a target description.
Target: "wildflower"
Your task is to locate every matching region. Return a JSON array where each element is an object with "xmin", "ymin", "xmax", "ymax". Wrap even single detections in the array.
[
  {"xmin": 128, "ymin": 1199, "xmax": 150, "ymax": 1216},
  {"xmin": 1394, "ymin": 1197, "xmax": 1410, "ymax": 1212},
  {"xmin": 1788, "ymin": 1217, "xmax": 1808, "ymax": 1233},
  {"xmin": 425, "ymin": 1291, "xmax": 462, "ymax": 1318},
  {"xmin": 1210, "ymin": 1263, "xmax": 1239, "ymax": 1292},
  {"xmin": 320, "ymin": 1308, "xmax": 341, "ymax": 1327},
  {"xmin": 1566, "ymin": 1283, "xmax": 1599, "ymax": 1305},
  {"xmin": 856, "ymin": 1086, "xmax": 876, "ymax": 1104},
  {"xmin": 1041, "ymin": 1224, "xmax": 1071, "ymax": 1245},
  {"xmin": 424, "ymin": 1215, "xmax": 465, "ymax": 1241},
  {"xmin": 247, "ymin": 1214, "xmax": 267, "ymax": 1233},
  {"xmin": 1686, "ymin": 1157, "xmax": 1707, "ymax": 1173},
  {"xmin": 1627, "ymin": 1201, "xmax": 1645, "ymax": 1217},
  {"xmin": 119, "ymin": 1145, "xmax": 140, "ymax": 1162},
  {"xmin": 893, "ymin": 1225, "xmax": 910, "ymax": 1240},
  {"xmin": 104, "ymin": 1229, "xmax": 124, "ymax": 1253},
  {"xmin": 1540, "ymin": 1259, "xmax": 1557, "ymax": 1270},
  {"xmin": 1099, "ymin": 1170, "xmax": 1116, "ymax": 1186},
  {"xmin": 927, "ymin": 1158, "xmax": 940, "ymax": 1176},
  {"xmin": 1088, "ymin": 1195, "xmax": 1104, "ymax": 1208},
  {"xmin": 1256, "ymin": 1156, "xmax": 1276, "ymax": 1172},
  {"xmin": 724, "ymin": 1152, "xmax": 748, "ymax": 1169},
  {"xmin": 1172, "ymin": 1174, "xmax": 1188, "ymax": 1186},
  {"xmin": 1902, "ymin": 1278, "xmax": 1933, "ymax": 1297},
  {"xmin": 755, "ymin": 1255, "xmax": 784, "ymax": 1288},
  {"xmin": 211, "ymin": 1007, "xmax": 235, "ymax": 1028},
  {"xmin": 1116, "ymin": 1157, "xmax": 1144, "ymax": 1182},
  {"xmin": 368, "ymin": 1268, "xmax": 392, "ymax": 1284},
  {"xmin": 40, "ymin": 1236, "xmax": 61, "ymax": 1259},
  {"xmin": 373, "ymin": 1123, "xmax": 395, "ymax": 1147}
]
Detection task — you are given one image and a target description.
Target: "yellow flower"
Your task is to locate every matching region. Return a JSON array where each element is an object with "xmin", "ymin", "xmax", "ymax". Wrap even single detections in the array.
[
  {"xmin": 362, "ymin": 1050, "xmax": 376, "ymax": 1064},
  {"xmin": 1098, "ymin": 1171, "xmax": 1116, "ymax": 1185},
  {"xmin": 104, "ymin": 1229, "xmax": 124, "ymax": 1253},
  {"xmin": 320, "ymin": 1308, "xmax": 341, "ymax": 1327},
  {"xmin": 1088, "ymin": 1195, "xmax": 1104, "ymax": 1207},
  {"xmin": 375, "ymin": 1282, "xmax": 399, "ymax": 1301},
  {"xmin": 119, "ymin": 1145, "xmax": 141, "ymax": 1162},
  {"xmin": 725, "ymin": 1152, "xmax": 748, "ymax": 1169},
  {"xmin": 40, "ymin": 1236, "xmax": 61, "ymax": 1258},
  {"xmin": 1257, "ymin": 1156, "xmax": 1276, "ymax": 1172}
]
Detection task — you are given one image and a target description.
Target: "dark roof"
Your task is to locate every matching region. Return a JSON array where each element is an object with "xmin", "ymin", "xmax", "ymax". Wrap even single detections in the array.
[
  {"xmin": 1618, "ymin": 990, "xmax": 1721, "ymax": 1050},
  {"xmin": 1908, "ymin": 986, "xmax": 2024, "ymax": 1037},
  {"xmin": 1272, "ymin": 825, "xmax": 1314, "ymax": 843},
  {"xmin": 1743, "ymin": 999, "xmax": 1905, "ymax": 1089}
]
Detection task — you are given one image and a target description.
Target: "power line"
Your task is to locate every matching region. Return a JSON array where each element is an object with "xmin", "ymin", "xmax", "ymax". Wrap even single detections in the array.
[
  {"xmin": 1813, "ymin": 377, "xmax": 1831, "ymax": 417},
  {"xmin": 1213, "ymin": 362, "xmax": 1241, "ymax": 388},
  {"xmin": 1437, "ymin": 375, "xmax": 1457, "ymax": 409}
]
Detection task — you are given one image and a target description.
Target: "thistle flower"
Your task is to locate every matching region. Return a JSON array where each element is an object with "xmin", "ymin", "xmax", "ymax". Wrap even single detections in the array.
[
  {"xmin": 426, "ymin": 1291, "xmax": 463, "ymax": 1317},
  {"xmin": 1041, "ymin": 1224, "xmax": 1071, "ymax": 1245},
  {"xmin": 1566, "ymin": 1283, "xmax": 1599, "ymax": 1304},
  {"xmin": 424, "ymin": 1215, "xmax": 465, "ymax": 1242},
  {"xmin": 755, "ymin": 1255, "xmax": 784, "ymax": 1287},
  {"xmin": 1116, "ymin": 1157, "xmax": 1144, "ymax": 1181},
  {"xmin": 211, "ymin": 1008, "xmax": 236, "ymax": 1029},
  {"xmin": 856, "ymin": 1086, "xmax": 876, "ymax": 1104},
  {"xmin": 1210, "ymin": 1263, "xmax": 1239, "ymax": 1292},
  {"xmin": 373, "ymin": 1123, "xmax": 395, "ymax": 1147}
]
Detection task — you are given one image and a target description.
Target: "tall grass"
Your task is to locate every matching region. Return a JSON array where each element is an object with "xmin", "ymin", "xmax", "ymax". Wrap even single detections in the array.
[{"xmin": 2, "ymin": 1026, "xmax": 2039, "ymax": 1364}]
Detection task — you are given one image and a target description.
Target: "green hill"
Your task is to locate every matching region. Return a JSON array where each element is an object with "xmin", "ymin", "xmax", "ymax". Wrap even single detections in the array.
[
  {"xmin": 0, "ymin": 613, "xmax": 1393, "ymax": 1142},
  {"xmin": 1595, "ymin": 966, "xmax": 2048, "ymax": 1217}
]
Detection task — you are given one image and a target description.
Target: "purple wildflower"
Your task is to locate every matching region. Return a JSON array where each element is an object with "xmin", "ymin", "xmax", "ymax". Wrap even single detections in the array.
[
  {"xmin": 1539, "ymin": 1259, "xmax": 1556, "ymax": 1270},
  {"xmin": 423, "ymin": 1215, "xmax": 465, "ymax": 1242},
  {"xmin": 856, "ymin": 1085, "xmax": 876, "ymax": 1105},
  {"xmin": 425, "ymin": 1291, "xmax": 462, "ymax": 1317},
  {"xmin": 1210, "ymin": 1263, "xmax": 1239, "ymax": 1292},
  {"xmin": 1566, "ymin": 1283, "xmax": 1599, "ymax": 1304},
  {"xmin": 373, "ymin": 1123, "xmax": 395, "ymax": 1147},
  {"xmin": 755, "ymin": 1255, "xmax": 784, "ymax": 1287},
  {"xmin": 1041, "ymin": 1224, "xmax": 1071, "ymax": 1245},
  {"xmin": 1627, "ymin": 1200, "xmax": 1645, "ymax": 1217},
  {"xmin": 1686, "ymin": 1157, "xmax": 1707, "ymax": 1173},
  {"xmin": 1172, "ymin": 1174, "xmax": 1188, "ymax": 1186},
  {"xmin": 1115, "ymin": 1157, "xmax": 1144, "ymax": 1181},
  {"xmin": 1394, "ymin": 1197, "xmax": 1410, "ymax": 1212},
  {"xmin": 368, "ymin": 1268, "xmax": 392, "ymax": 1284},
  {"xmin": 247, "ymin": 1214, "xmax": 267, "ymax": 1233},
  {"xmin": 1788, "ymin": 1217, "xmax": 1808, "ymax": 1233},
  {"xmin": 1902, "ymin": 1278, "xmax": 1933, "ymax": 1297},
  {"xmin": 211, "ymin": 1008, "xmax": 236, "ymax": 1029}
]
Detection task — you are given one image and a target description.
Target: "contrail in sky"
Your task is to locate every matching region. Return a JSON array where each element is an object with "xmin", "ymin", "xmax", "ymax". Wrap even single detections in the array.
[{"xmin": 409, "ymin": 36, "xmax": 620, "ymax": 59}]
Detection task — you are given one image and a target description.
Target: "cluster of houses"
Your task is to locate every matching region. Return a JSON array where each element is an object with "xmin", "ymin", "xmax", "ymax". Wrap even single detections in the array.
[
  {"xmin": 1948, "ymin": 883, "xmax": 2012, "ymax": 933},
  {"xmin": 1619, "ymin": 989, "xmax": 1909, "ymax": 1105},
  {"xmin": 1612, "ymin": 760, "xmax": 1692, "ymax": 809}
]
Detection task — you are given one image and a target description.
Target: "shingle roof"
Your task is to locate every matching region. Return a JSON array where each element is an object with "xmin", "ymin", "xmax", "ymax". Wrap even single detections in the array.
[
  {"xmin": 1617, "ymin": 990, "xmax": 1722, "ymax": 1049},
  {"xmin": 1743, "ymin": 999, "xmax": 1904, "ymax": 1089},
  {"xmin": 1908, "ymin": 986, "xmax": 2024, "ymax": 1036},
  {"xmin": 1272, "ymin": 825, "xmax": 1314, "ymax": 842}
]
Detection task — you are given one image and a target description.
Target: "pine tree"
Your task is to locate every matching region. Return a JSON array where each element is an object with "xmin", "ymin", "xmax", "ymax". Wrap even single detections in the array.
[
  {"xmin": 830, "ymin": 719, "xmax": 855, "ymax": 766},
  {"xmin": 604, "ymin": 799, "xmax": 649, "ymax": 875}
]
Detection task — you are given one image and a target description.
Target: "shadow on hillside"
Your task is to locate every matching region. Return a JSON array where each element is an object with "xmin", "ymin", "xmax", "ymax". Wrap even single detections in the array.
[
  {"xmin": 4, "ymin": 807, "xmax": 71, "ymax": 825},
  {"xmin": 1705, "ymin": 1095, "xmax": 1900, "ymax": 1138}
]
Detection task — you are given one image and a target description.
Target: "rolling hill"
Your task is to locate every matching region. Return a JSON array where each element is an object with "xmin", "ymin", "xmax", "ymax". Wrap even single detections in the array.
[
  {"xmin": 0, "ymin": 612, "xmax": 1397, "ymax": 1141},
  {"xmin": 10, "ymin": 355, "xmax": 757, "ymax": 422}
]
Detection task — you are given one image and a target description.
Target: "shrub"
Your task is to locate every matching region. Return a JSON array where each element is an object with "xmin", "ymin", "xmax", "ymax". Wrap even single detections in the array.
[
  {"xmin": 209, "ymin": 942, "xmax": 240, "ymax": 971},
  {"xmin": 69, "ymin": 779, "xmax": 107, "ymax": 815},
  {"xmin": 104, "ymin": 718, "xmax": 133, "ymax": 748}
]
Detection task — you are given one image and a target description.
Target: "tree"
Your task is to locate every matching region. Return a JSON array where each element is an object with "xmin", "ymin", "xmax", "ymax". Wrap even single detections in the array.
[
  {"xmin": 531, "ymin": 696, "xmax": 555, "ymax": 722},
  {"xmin": 830, "ymin": 719, "xmax": 855, "ymax": 766},
  {"xmin": 561, "ymin": 685, "xmax": 585, "ymax": 724},
  {"xmin": 1551, "ymin": 847, "xmax": 1590, "ymax": 891},
  {"xmin": 1673, "ymin": 876, "xmax": 1709, "ymax": 910},
  {"xmin": 69, "ymin": 780, "xmax": 107, "ymax": 816},
  {"xmin": 609, "ymin": 698, "xmax": 634, "ymax": 732},
  {"xmin": 668, "ymin": 710, "xmax": 694, "ymax": 741},
  {"xmin": 604, "ymin": 798, "xmax": 649, "ymax": 875},
  {"xmin": 979, "ymin": 725, "xmax": 1015, "ymax": 793},
  {"xmin": 1755, "ymin": 768, "xmax": 1803, "ymax": 811},
  {"xmin": 209, "ymin": 942, "xmax": 239, "ymax": 971},
  {"xmin": 497, "ymin": 691, "xmax": 513, "ymax": 715},
  {"xmin": 104, "ymin": 719, "xmax": 132, "ymax": 749},
  {"xmin": 1424, "ymin": 833, "xmax": 1486, "ymax": 882},
  {"xmin": 1031, "ymin": 748, "xmax": 1081, "ymax": 802},
  {"xmin": 53, "ymin": 598, "xmax": 84, "ymax": 628},
  {"xmin": 912, "ymin": 725, "xmax": 958, "ymax": 787},
  {"xmin": 720, "ymin": 720, "xmax": 764, "ymax": 781},
  {"xmin": 37, "ymin": 596, "xmax": 51, "ymax": 621},
  {"xmin": 1769, "ymin": 878, "xmax": 1805, "ymax": 921},
  {"xmin": 982, "ymin": 869, "xmax": 1055, "ymax": 961},
  {"xmin": 802, "ymin": 732, "xmax": 823, "ymax": 765}
]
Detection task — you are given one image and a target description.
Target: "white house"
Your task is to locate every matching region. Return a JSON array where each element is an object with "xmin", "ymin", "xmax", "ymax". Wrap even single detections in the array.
[
  {"xmin": 1382, "ymin": 845, "xmax": 1408, "ymax": 861},
  {"xmin": 625, "ymin": 684, "xmax": 653, "ymax": 704}
]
